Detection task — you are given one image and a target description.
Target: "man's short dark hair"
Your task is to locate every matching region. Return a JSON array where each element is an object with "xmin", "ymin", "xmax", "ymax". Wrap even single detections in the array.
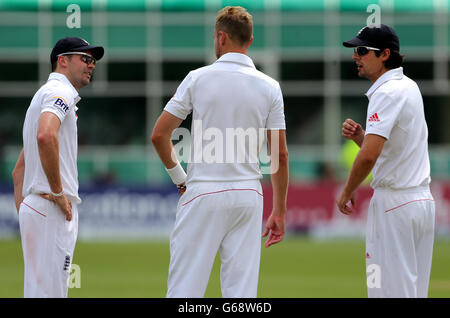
[{"xmin": 375, "ymin": 49, "xmax": 404, "ymax": 69}]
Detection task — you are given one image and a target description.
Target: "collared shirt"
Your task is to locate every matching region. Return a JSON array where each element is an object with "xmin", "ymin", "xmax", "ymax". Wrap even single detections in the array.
[
  {"xmin": 22, "ymin": 72, "xmax": 82, "ymax": 203},
  {"xmin": 364, "ymin": 67, "xmax": 431, "ymax": 190},
  {"xmin": 164, "ymin": 52, "xmax": 286, "ymax": 183}
]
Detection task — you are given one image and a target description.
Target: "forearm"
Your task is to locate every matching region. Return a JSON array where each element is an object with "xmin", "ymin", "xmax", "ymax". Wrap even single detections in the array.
[
  {"xmin": 12, "ymin": 149, "xmax": 25, "ymax": 212},
  {"xmin": 270, "ymin": 154, "xmax": 289, "ymax": 213},
  {"xmin": 152, "ymin": 135, "xmax": 178, "ymax": 169},
  {"xmin": 263, "ymin": 161, "xmax": 288, "ymax": 248},
  {"xmin": 38, "ymin": 134, "xmax": 63, "ymax": 193},
  {"xmin": 343, "ymin": 151, "xmax": 375, "ymax": 195}
]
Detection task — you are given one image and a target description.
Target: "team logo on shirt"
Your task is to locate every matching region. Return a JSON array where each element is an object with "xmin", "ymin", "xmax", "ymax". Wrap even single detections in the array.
[
  {"xmin": 53, "ymin": 97, "xmax": 69, "ymax": 113},
  {"xmin": 368, "ymin": 112, "xmax": 380, "ymax": 122}
]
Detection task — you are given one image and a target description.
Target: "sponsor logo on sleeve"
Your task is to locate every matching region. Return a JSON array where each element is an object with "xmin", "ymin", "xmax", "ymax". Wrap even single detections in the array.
[
  {"xmin": 368, "ymin": 112, "xmax": 380, "ymax": 122},
  {"xmin": 367, "ymin": 112, "xmax": 381, "ymax": 128},
  {"xmin": 53, "ymin": 97, "xmax": 69, "ymax": 113},
  {"xmin": 368, "ymin": 112, "xmax": 380, "ymax": 128}
]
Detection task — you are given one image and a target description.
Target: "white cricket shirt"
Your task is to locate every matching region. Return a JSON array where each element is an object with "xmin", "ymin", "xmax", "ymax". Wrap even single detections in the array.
[
  {"xmin": 365, "ymin": 67, "xmax": 431, "ymax": 190},
  {"xmin": 164, "ymin": 52, "xmax": 286, "ymax": 183},
  {"xmin": 22, "ymin": 72, "xmax": 81, "ymax": 203}
]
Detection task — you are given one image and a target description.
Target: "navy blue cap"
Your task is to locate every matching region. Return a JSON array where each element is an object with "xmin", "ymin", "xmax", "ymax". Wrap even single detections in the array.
[
  {"xmin": 50, "ymin": 37, "xmax": 104, "ymax": 64},
  {"xmin": 343, "ymin": 24, "xmax": 400, "ymax": 51}
]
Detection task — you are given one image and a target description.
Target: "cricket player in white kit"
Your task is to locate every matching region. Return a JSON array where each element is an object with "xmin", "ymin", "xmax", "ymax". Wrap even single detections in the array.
[
  {"xmin": 336, "ymin": 25, "xmax": 435, "ymax": 298},
  {"xmin": 11, "ymin": 37, "xmax": 104, "ymax": 297},
  {"xmin": 152, "ymin": 6, "xmax": 289, "ymax": 298}
]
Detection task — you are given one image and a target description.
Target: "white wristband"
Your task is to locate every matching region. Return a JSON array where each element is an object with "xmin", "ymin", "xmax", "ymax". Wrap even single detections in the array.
[
  {"xmin": 166, "ymin": 162, "xmax": 187, "ymax": 185},
  {"xmin": 51, "ymin": 190, "xmax": 64, "ymax": 197}
]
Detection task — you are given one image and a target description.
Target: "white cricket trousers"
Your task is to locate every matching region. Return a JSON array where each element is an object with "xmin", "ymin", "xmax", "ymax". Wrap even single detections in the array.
[
  {"xmin": 19, "ymin": 194, "xmax": 78, "ymax": 298},
  {"xmin": 366, "ymin": 186, "xmax": 435, "ymax": 298},
  {"xmin": 166, "ymin": 180, "xmax": 264, "ymax": 298}
]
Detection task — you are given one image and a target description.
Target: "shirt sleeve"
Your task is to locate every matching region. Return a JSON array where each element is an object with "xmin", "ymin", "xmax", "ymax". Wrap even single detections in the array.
[
  {"xmin": 40, "ymin": 87, "xmax": 73, "ymax": 123},
  {"xmin": 266, "ymin": 82, "xmax": 286, "ymax": 130},
  {"xmin": 164, "ymin": 72, "xmax": 194, "ymax": 120},
  {"xmin": 365, "ymin": 92, "xmax": 403, "ymax": 139}
]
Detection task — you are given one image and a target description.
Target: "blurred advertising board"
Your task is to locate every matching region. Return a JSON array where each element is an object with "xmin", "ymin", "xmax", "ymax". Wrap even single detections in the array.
[
  {"xmin": 0, "ymin": 181, "xmax": 449, "ymax": 239},
  {"xmin": 0, "ymin": 185, "xmax": 179, "ymax": 239}
]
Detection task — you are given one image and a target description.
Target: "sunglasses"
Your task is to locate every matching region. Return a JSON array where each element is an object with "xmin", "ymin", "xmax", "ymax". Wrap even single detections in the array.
[
  {"xmin": 57, "ymin": 52, "xmax": 97, "ymax": 65},
  {"xmin": 353, "ymin": 46, "xmax": 381, "ymax": 56}
]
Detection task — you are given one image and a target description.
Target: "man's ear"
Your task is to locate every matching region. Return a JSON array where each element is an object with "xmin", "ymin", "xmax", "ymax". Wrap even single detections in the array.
[
  {"xmin": 381, "ymin": 48, "xmax": 391, "ymax": 62},
  {"xmin": 218, "ymin": 30, "xmax": 227, "ymax": 46},
  {"xmin": 248, "ymin": 35, "xmax": 254, "ymax": 47},
  {"xmin": 57, "ymin": 55, "xmax": 69, "ymax": 69}
]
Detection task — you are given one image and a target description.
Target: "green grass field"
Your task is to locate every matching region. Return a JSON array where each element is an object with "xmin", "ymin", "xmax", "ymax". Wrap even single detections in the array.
[{"xmin": 1, "ymin": 236, "xmax": 449, "ymax": 298}]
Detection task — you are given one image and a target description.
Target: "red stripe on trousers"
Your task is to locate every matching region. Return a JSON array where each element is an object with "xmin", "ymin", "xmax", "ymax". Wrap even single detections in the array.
[
  {"xmin": 182, "ymin": 188, "xmax": 263, "ymax": 207},
  {"xmin": 385, "ymin": 198, "xmax": 434, "ymax": 213},
  {"xmin": 22, "ymin": 202, "xmax": 47, "ymax": 217}
]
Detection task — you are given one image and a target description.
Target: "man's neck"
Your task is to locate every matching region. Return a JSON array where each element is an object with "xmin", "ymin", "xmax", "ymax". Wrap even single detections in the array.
[
  {"xmin": 218, "ymin": 46, "xmax": 248, "ymax": 58},
  {"xmin": 369, "ymin": 67, "xmax": 389, "ymax": 83},
  {"xmin": 54, "ymin": 70, "xmax": 79, "ymax": 92}
]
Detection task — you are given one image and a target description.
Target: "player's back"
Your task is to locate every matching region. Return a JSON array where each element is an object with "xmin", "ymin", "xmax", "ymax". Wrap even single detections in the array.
[
  {"xmin": 191, "ymin": 59, "xmax": 277, "ymax": 132},
  {"xmin": 165, "ymin": 52, "xmax": 285, "ymax": 183}
]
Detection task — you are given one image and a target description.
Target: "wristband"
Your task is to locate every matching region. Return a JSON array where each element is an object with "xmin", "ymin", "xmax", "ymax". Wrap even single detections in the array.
[
  {"xmin": 166, "ymin": 162, "xmax": 187, "ymax": 185},
  {"xmin": 51, "ymin": 190, "xmax": 64, "ymax": 197}
]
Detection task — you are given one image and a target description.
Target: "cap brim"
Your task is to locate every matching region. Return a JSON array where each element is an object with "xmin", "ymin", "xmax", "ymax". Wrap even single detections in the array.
[
  {"xmin": 72, "ymin": 45, "xmax": 104, "ymax": 61},
  {"xmin": 342, "ymin": 37, "xmax": 367, "ymax": 48}
]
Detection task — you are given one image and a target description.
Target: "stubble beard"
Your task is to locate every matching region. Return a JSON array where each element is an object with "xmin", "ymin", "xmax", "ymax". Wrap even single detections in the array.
[{"xmin": 79, "ymin": 71, "xmax": 93, "ymax": 89}]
